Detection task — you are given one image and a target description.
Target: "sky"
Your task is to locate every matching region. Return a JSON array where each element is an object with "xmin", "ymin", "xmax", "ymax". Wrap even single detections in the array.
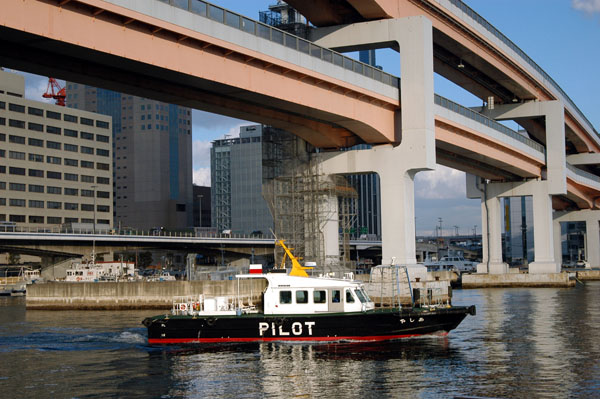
[{"xmin": 9, "ymin": 0, "xmax": 600, "ymax": 235}]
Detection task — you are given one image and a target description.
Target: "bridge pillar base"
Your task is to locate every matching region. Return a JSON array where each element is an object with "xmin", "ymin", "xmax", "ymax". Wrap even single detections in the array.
[
  {"xmin": 528, "ymin": 262, "xmax": 560, "ymax": 274},
  {"xmin": 477, "ymin": 262, "xmax": 509, "ymax": 274}
]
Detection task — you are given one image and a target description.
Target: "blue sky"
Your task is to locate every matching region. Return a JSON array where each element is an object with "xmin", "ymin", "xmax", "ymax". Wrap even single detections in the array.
[{"xmin": 12, "ymin": 0, "xmax": 599, "ymax": 235}]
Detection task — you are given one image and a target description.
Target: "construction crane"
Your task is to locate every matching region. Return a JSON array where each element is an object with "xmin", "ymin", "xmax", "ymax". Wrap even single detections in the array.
[{"xmin": 42, "ymin": 77, "xmax": 66, "ymax": 106}]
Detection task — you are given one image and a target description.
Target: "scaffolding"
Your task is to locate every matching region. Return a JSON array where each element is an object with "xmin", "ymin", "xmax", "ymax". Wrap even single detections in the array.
[
  {"xmin": 262, "ymin": 128, "xmax": 357, "ymax": 272},
  {"xmin": 210, "ymin": 140, "xmax": 232, "ymax": 231}
]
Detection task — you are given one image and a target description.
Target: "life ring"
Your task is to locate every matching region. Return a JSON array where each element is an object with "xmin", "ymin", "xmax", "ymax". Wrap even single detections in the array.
[{"xmin": 179, "ymin": 303, "xmax": 188, "ymax": 311}]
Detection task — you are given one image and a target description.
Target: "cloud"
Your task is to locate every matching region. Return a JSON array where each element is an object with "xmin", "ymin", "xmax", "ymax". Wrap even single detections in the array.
[
  {"xmin": 415, "ymin": 165, "xmax": 466, "ymax": 200},
  {"xmin": 193, "ymin": 168, "xmax": 211, "ymax": 186},
  {"xmin": 572, "ymin": 0, "xmax": 600, "ymax": 14},
  {"xmin": 193, "ymin": 140, "xmax": 212, "ymax": 169}
]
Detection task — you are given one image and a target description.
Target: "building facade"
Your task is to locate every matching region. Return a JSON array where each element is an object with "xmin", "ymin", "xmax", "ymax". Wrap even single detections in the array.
[
  {"xmin": 66, "ymin": 83, "xmax": 193, "ymax": 230},
  {"xmin": 0, "ymin": 70, "xmax": 112, "ymax": 228},
  {"xmin": 211, "ymin": 125, "xmax": 274, "ymax": 234}
]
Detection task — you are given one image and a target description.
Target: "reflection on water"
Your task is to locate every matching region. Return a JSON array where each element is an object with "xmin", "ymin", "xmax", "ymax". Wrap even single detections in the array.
[{"xmin": 1, "ymin": 283, "xmax": 600, "ymax": 398}]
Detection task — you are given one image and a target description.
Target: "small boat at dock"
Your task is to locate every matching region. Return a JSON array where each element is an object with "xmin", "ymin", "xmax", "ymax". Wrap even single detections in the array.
[{"xmin": 143, "ymin": 240, "xmax": 475, "ymax": 344}]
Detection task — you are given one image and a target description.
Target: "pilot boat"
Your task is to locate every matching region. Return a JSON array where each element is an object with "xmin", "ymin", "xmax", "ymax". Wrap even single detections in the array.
[{"xmin": 142, "ymin": 240, "xmax": 475, "ymax": 344}]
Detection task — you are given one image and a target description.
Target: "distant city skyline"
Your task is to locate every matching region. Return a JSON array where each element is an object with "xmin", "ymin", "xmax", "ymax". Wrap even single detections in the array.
[{"xmin": 6, "ymin": 0, "xmax": 599, "ymax": 235}]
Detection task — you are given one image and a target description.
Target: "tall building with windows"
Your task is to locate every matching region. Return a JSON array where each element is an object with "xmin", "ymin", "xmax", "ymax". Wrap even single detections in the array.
[
  {"xmin": 66, "ymin": 83, "xmax": 193, "ymax": 229},
  {"xmin": 211, "ymin": 125, "xmax": 273, "ymax": 234},
  {"xmin": 0, "ymin": 70, "xmax": 112, "ymax": 228}
]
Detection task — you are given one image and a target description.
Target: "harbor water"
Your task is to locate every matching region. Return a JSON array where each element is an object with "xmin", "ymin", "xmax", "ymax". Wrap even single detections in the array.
[{"xmin": 1, "ymin": 282, "xmax": 600, "ymax": 398}]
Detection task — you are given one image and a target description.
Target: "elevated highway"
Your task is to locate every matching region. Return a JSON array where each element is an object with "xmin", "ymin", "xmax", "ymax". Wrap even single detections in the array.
[{"xmin": 0, "ymin": 0, "xmax": 598, "ymax": 273}]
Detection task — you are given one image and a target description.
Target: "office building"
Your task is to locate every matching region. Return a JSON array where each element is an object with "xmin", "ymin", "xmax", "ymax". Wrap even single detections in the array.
[
  {"xmin": 0, "ymin": 70, "xmax": 112, "ymax": 228},
  {"xmin": 66, "ymin": 83, "xmax": 193, "ymax": 229},
  {"xmin": 211, "ymin": 125, "xmax": 274, "ymax": 234}
]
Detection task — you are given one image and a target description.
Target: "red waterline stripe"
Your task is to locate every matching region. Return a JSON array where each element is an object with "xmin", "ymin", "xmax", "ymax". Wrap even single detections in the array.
[{"xmin": 148, "ymin": 333, "xmax": 447, "ymax": 344}]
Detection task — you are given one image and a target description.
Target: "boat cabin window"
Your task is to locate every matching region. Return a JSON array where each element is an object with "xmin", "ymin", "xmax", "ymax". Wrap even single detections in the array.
[
  {"xmin": 345, "ymin": 289, "xmax": 355, "ymax": 303},
  {"xmin": 331, "ymin": 290, "xmax": 341, "ymax": 303},
  {"xmin": 296, "ymin": 290, "xmax": 308, "ymax": 304},
  {"xmin": 279, "ymin": 291, "xmax": 292, "ymax": 304},
  {"xmin": 313, "ymin": 290, "xmax": 326, "ymax": 304},
  {"xmin": 354, "ymin": 289, "xmax": 368, "ymax": 303}
]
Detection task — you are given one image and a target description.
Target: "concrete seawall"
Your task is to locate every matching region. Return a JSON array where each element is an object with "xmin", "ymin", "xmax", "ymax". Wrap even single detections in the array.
[
  {"xmin": 462, "ymin": 272, "xmax": 575, "ymax": 288},
  {"xmin": 27, "ymin": 280, "xmax": 267, "ymax": 310}
]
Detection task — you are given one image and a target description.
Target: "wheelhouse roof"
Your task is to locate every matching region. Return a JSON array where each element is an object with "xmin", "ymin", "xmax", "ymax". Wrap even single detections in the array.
[{"xmin": 235, "ymin": 273, "xmax": 363, "ymax": 289}]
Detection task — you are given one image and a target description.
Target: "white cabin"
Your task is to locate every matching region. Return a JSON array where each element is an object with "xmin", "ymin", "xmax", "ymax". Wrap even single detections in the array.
[{"xmin": 172, "ymin": 272, "xmax": 375, "ymax": 317}]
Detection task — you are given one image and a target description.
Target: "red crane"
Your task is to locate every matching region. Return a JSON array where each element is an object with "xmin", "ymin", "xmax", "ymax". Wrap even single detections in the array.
[{"xmin": 42, "ymin": 78, "xmax": 66, "ymax": 106}]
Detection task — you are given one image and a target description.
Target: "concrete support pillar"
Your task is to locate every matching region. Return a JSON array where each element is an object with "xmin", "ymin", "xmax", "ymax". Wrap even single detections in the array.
[
  {"xmin": 477, "ymin": 187, "xmax": 508, "ymax": 274},
  {"xmin": 379, "ymin": 169, "xmax": 418, "ymax": 265},
  {"xmin": 553, "ymin": 217, "xmax": 563, "ymax": 269},
  {"xmin": 529, "ymin": 183, "xmax": 560, "ymax": 273},
  {"xmin": 554, "ymin": 210, "xmax": 600, "ymax": 269}
]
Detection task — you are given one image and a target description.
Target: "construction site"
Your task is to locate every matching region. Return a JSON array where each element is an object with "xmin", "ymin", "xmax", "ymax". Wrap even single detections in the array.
[{"xmin": 262, "ymin": 127, "xmax": 358, "ymax": 273}]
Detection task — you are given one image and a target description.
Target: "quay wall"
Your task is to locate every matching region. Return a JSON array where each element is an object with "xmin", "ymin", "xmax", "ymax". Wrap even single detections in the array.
[
  {"xmin": 26, "ymin": 280, "xmax": 267, "ymax": 310},
  {"xmin": 576, "ymin": 270, "xmax": 600, "ymax": 281},
  {"xmin": 462, "ymin": 272, "xmax": 575, "ymax": 288}
]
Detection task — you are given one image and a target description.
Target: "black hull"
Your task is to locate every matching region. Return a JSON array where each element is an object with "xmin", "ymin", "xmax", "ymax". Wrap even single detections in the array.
[{"xmin": 143, "ymin": 306, "xmax": 475, "ymax": 344}]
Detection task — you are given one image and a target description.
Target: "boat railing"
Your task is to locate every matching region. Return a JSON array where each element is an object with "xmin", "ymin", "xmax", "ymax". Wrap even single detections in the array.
[
  {"xmin": 172, "ymin": 294, "xmax": 259, "ymax": 315},
  {"xmin": 413, "ymin": 287, "xmax": 449, "ymax": 308}
]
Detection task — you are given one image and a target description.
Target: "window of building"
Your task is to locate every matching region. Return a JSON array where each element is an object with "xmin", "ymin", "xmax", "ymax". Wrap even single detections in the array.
[
  {"xmin": 0, "ymin": 150, "xmax": 4, "ymax": 158},
  {"xmin": 29, "ymin": 216, "xmax": 44, "ymax": 223},
  {"xmin": 97, "ymin": 219, "xmax": 110, "ymax": 225},
  {"xmin": 64, "ymin": 173, "xmax": 78, "ymax": 181},
  {"xmin": 97, "ymin": 191, "xmax": 110, "ymax": 198},
  {"xmin": 28, "ymin": 122, "xmax": 43, "ymax": 132},
  {"xmin": 81, "ymin": 161, "xmax": 94, "ymax": 169},
  {"xmin": 0, "ymin": 118, "xmax": 5, "ymax": 126},
  {"xmin": 81, "ymin": 189, "xmax": 94, "ymax": 197},
  {"xmin": 28, "ymin": 153, "xmax": 43, "ymax": 162},
  {"xmin": 0, "ymin": 182, "xmax": 5, "ymax": 190},
  {"xmin": 8, "ymin": 103, "xmax": 25, "ymax": 113},
  {"xmin": 9, "ymin": 167, "xmax": 25, "ymax": 175},
  {"xmin": 64, "ymin": 159, "xmax": 78, "ymax": 167},
  {"xmin": 176, "ymin": 203, "xmax": 186, "ymax": 212},
  {"xmin": 47, "ymin": 171, "xmax": 61, "ymax": 179},
  {"xmin": 97, "ymin": 177, "xmax": 109, "ymax": 184},
  {"xmin": 96, "ymin": 134, "xmax": 109, "ymax": 143},
  {"xmin": 47, "ymin": 141, "xmax": 61, "ymax": 150},
  {"xmin": 0, "ymin": 166, "xmax": 5, "ymax": 174},
  {"xmin": 96, "ymin": 120, "xmax": 109, "ymax": 129},
  {"xmin": 97, "ymin": 163, "xmax": 109, "ymax": 171},
  {"xmin": 96, "ymin": 149, "xmax": 109, "ymax": 157},
  {"xmin": 9, "ymin": 151, "xmax": 25, "ymax": 160},
  {"xmin": 80, "ymin": 117, "xmax": 93, "ymax": 126},
  {"xmin": 29, "ymin": 200, "xmax": 44, "ymax": 208},
  {"xmin": 46, "ymin": 111, "xmax": 61, "ymax": 120},
  {"xmin": 46, "ymin": 156, "xmax": 61, "ymax": 165},
  {"xmin": 81, "ymin": 146, "xmax": 94, "ymax": 155},
  {"xmin": 97, "ymin": 205, "xmax": 110, "ymax": 212},
  {"xmin": 28, "ymin": 138, "xmax": 43, "ymax": 147},
  {"xmin": 9, "ymin": 183, "xmax": 25, "ymax": 191},
  {"xmin": 10, "ymin": 215, "xmax": 25, "ymax": 223},
  {"xmin": 64, "ymin": 217, "xmax": 78, "ymax": 223},
  {"xmin": 81, "ymin": 132, "xmax": 94, "ymax": 140},
  {"xmin": 65, "ymin": 203, "xmax": 78, "ymax": 211},
  {"xmin": 64, "ymin": 188, "xmax": 78, "ymax": 196},
  {"xmin": 64, "ymin": 129, "xmax": 78, "ymax": 138},
  {"xmin": 9, "ymin": 135, "xmax": 25, "ymax": 144},
  {"xmin": 9, "ymin": 199, "xmax": 26, "ymax": 207},
  {"xmin": 47, "ymin": 201, "xmax": 62, "ymax": 210},
  {"xmin": 9, "ymin": 119, "xmax": 25, "ymax": 129},
  {"xmin": 0, "ymin": 199, "xmax": 5, "ymax": 206},
  {"xmin": 47, "ymin": 186, "xmax": 61, "ymax": 195},
  {"xmin": 47, "ymin": 216, "xmax": 62, "ymax": 224},
  {"xmin": 28, "ymin": 169, "xmax": 44, "ymax": 178},
  {"xmin": 81, "ymin": 204, "xmax": 94, "ymax": 211},
  {"xmin": 28, "ymin": 107, "xmax": 44, "ymax": 116},
  {"xmin": 0, "ymin": 101, "xmax": 5, "ymax": 109},
  {"xmin": 29, "ymin": 184, "xmax": 44, "ymax": 193},
  {"xmin": 64, "ymin": 144, "xmax": 78, "ymax": 152},
  {"xmin": 46, "ymin": 126, "xmax": 61, "ymax": 135},
  {"xmin": 81, "ymin": 175, "xmax": 94, "ymax": 183},
  {"xmin": 64, "ymin": 114, "xmax": 78, "ymax": 123},
  {"xmin": 0, "ymin": 133, "xmax": 4, "ymax": 141}
]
